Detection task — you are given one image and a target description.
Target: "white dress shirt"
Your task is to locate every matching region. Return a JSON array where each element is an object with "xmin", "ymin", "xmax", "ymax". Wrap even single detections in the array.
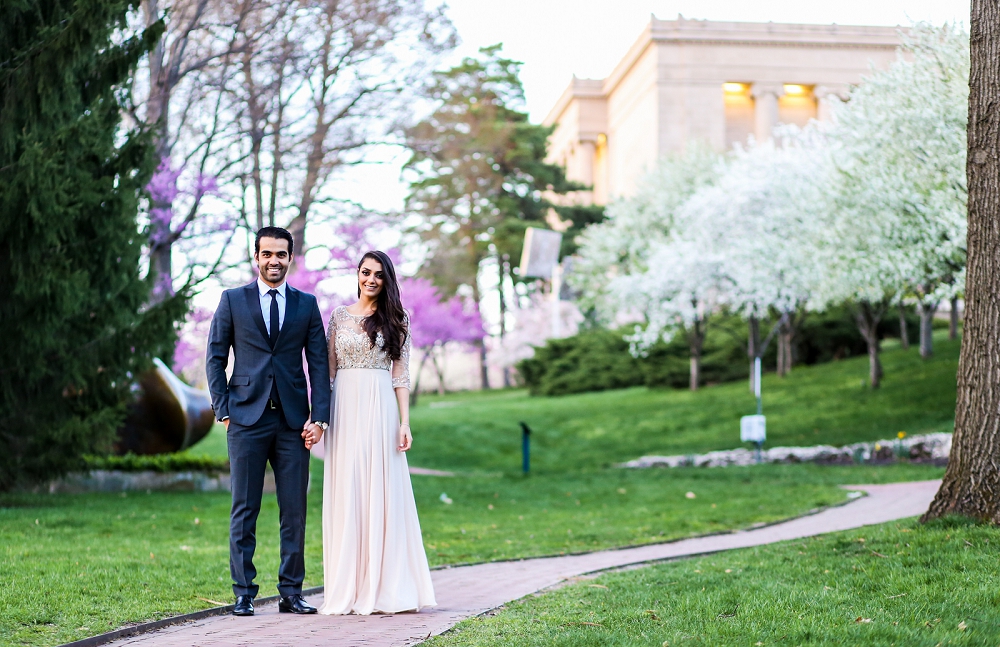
[{"xmin": 257, "ymin": 277, "xmax": 286, "ymax": 335}]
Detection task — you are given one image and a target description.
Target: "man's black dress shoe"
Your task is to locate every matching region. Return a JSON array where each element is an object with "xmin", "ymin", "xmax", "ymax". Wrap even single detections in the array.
[
  {"xmin": 278, "ymin": 594, "xmax": 317, "ymax": 614},
  {"xmin": 233, "ymin": 595, "xmax": 254, "ymax": 616}
]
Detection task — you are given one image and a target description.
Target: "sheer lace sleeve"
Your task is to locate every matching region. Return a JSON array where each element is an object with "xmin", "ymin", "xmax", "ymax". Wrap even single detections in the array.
[
  {"xmin": 391, "ymin": 316, "xmax": 411, "ymax": 390},
  {"xmin": 326, "ymin": 307, "xmax": 339, "ymax": 389}
]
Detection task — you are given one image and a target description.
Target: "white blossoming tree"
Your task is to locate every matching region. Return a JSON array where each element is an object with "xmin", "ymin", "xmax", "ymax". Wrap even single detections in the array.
[
  {"xmin": 679, "ymin": 128, "xmax": 833, "ymax": 382},
  {"xmin": 569, "ymin": 144, "xmax": 720, "ymax": 323},
  {"xmin": 831, "ymin": 23, "xmax": 969, "ymax": 359},
  {"xmin": 615, "ymin": 237, "xmax": 731, "ymax": 391}
]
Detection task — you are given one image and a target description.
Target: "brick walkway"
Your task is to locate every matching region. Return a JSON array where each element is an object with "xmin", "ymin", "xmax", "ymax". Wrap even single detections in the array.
[{"xmin": 109, "ymin": 480, "xmax": 940, "ymax": 647}]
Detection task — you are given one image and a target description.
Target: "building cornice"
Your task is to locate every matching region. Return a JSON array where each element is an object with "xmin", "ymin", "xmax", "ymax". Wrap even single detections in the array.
[
  {"xmin": 542, "ymin": 77, "xmax": 604, "ymax": 127},
  {"xmin": 544, "ymin": 16, "xmax": 904, "ymax": 130},
  {"xmin": 600, "ymin": 16, "xmax": 903, "ymax": 96}
]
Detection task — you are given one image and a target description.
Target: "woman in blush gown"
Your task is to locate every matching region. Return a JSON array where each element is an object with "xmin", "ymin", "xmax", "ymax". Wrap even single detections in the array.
[{"xmin": 318, "ymin": 250, "xmax": 436, "ymax": 615}]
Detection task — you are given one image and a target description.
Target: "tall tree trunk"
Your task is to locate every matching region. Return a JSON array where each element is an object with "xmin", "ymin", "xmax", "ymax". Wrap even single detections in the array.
[
  {"xmin": 144, "ymin": 0, "xmax": 174, "ymax": 304},
  {"xmin": 431, "ymin": 345, "xmax": 447, "ymax": 395},
  {"xmin": 471, "ymin": 279, "xmax": 489, "ymax": 390},
  {"xmin": 924, "ymin": 0, "xmax": 1000, "ymax": 522},
  {"xmin": 898, "ymin": 303, "xmax": 910, "ymax": 350},
  {"xmin": 688, "ymin": 317, "xmax": 705, "ymax": 391},
  {"xmin": 949, "ymin": 296, "xmax": 960, "ymax": 339},
  {"xmin": 410, "ymin": 348, "xmax": 431, "ymax": 406},
  {"xmin": 776, "ymin": 331, "xmax": 786, "ymax": 377},
  {"xmin": 916, "ymin": 300, "xmax": 939, "ymax": 358},
  {"xmin": 777, "ymin": 329, "xmax": 794, "ymax": 377},
  {"xmin": 498, "ymin": 252, "xmax": 510, "ymax": 388},
  {"xmin": 775, "ymin": 311, "xmax": 800, "ymax": 377},
  {"xmin": 747, "ymin": 316, "xmax": 759, "ymax": 393},
  {"xmin": 854, "ymin": 300, "xmax": 886, "ymax": 389}
]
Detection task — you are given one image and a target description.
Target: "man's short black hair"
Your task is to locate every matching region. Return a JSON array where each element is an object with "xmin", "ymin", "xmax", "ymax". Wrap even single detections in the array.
[{"xmin": 255, "ymin": 226, "xmax": 294, "ymax": 255}]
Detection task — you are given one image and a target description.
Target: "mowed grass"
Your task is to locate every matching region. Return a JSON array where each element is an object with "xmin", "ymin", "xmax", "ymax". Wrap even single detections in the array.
[
  {"xmin": 428, "ymin": 516, "xmax": 1000, "ymax": 647},
  {"xmin": 0, "ymin": 463, "xmax": 943, "ymax": 646},
  {"xmin": 0, "ymin": 335, "xmax": 957, "ymax": 645},
  {"xmin": 407, "ymin": 335, "xmax": 959, "ymax": 474},
  {"xmin": 413, "ymin": 463, "xmax": 943, "ymax": 566}
]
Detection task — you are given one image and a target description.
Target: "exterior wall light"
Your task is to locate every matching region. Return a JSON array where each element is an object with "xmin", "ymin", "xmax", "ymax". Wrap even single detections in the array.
[
  {"xmin": 723, "ymin": 82, "xmax": 748, "ymax": 94},
  {"xmin": 783, "ymin": 84, "xmax": 808, "ymax": 95}
]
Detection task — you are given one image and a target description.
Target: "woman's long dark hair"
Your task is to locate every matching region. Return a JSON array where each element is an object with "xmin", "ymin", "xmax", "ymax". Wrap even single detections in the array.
[{"xmin": 357, "ymin": 250, "xmax": 408, "ymax": 361}]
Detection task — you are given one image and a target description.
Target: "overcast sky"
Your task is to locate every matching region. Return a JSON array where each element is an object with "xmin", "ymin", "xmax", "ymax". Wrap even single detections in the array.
[{"xmin": 445, "ymin": 0, "xmax": 970, "ymax": 122}]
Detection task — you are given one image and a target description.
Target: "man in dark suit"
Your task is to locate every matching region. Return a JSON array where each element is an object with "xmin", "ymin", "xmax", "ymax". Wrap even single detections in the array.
[{"xmin": 206, "ymin": 226, "xmax": 330, "ymax": 617}]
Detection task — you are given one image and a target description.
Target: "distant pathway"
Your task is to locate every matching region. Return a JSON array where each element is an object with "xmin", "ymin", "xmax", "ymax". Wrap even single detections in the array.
[{"xmin": 106, "ymin": 480, "xmax": 940, "ymax": 647}]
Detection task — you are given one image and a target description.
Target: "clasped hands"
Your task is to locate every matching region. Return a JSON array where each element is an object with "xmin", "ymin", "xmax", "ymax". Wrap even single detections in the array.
[
  {"xmin": 300, "ymin": 422, "xmax": 411, "ymax": 451},
  {"xmin": 302, "ymin": 421, "xmax": 325, "ymax": 450}
]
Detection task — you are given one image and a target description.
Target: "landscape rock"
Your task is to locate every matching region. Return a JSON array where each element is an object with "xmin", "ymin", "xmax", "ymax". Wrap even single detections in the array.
[{"xmin": 620, "ymin": 432, "xmax": 952, "ymax": 469}]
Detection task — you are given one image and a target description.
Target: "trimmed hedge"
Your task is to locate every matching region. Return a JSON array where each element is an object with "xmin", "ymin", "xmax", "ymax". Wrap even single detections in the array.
[
  {"xmin": 517, "ymin": 306, "xmax": 920, "ymax": 396},
  {"xmin": 83, "ymin": 453, "xmax": 229, "ymax": 473},
  {"xmin": 517, "ymin": 315, "xmax": 759, "ymax": 396}
]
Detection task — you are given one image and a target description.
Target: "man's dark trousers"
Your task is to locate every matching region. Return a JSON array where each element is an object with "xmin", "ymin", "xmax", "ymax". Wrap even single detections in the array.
[{"xmin": 228, "ymin": 403, "xmax": 309, "ymax": 598}]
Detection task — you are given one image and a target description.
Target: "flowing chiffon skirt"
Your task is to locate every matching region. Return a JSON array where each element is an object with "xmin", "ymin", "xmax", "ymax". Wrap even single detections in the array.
[{"xmin": 318, "ymin": 368, "xmax": 436, "ymax": 615}]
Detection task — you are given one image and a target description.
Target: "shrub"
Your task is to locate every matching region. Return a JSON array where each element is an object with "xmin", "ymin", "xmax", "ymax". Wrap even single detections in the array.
[
  {"xmin": 517, "ymin": 315, "xmax": 757, "ymax": 396},
  {"xmin": 517, "ymin": 304, "xmax": 918, "ymax": 396},
  {"xmin": 83, "ymin": 453, "xmax": 229, "ymax": 474}
]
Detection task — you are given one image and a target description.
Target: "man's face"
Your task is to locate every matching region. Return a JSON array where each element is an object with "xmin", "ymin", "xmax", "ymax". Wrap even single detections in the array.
[{"xmin": 255, "ymin": 236, "xmax": 291, "ymax": 286}]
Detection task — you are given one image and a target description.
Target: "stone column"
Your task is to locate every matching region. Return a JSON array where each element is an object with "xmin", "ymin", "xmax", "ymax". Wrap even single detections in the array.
[
  {"xmin": 751, "ymin": 82, "xmax": 784, "ymax": 142},
  {"xmin": 576, "ymin": 139, "xmax": 596, "ymax": 187}
]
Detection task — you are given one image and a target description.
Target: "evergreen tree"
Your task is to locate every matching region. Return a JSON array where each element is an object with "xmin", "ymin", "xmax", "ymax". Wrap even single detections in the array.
[
  {"xmin": 405, "ymin": 45, "xmax": 600, "ymax": 387},
  {"xmin": 0, "ymin": 0, "xmax": 185, "ymax": 489}
]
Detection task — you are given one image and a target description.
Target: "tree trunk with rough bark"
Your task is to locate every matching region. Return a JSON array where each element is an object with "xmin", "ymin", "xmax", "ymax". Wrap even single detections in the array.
[
  {"xmin": 916, "ymin": 300, "xmax": 938, "ymax": 358},
  {"xmin": 431, "ymin": 345, "xmax": 447, "ymax": 395},
  {"xmin": 688, "ymin": 317, "xmax": 706, "ymax": 391},
  {"xmin": 924, "ymin": 0, "xmax": 1000, "ymax": 522},
  {"xmin": 144, "ymin": 0, "xmax": 173, "ymax": 303},
  {"xmin": 471, "ymin": 279, "xmax": 489, "ymax": 390},
  {"xmin": 898, "ymin": 303, "xmax": 910, "ymax": 350},
  {"xmin": 498, "ymin": 253, "xmax": 510, "ymax": 388},
  {"xmin": 853, "ymin": 300, "xmax": 886, "ymax": 389}
]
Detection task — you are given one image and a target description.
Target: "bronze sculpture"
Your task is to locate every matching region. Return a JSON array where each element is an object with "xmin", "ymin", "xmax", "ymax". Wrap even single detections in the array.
[{"xmin": 115, "ymin": 358, "xmax": 216, "ymax": 455}]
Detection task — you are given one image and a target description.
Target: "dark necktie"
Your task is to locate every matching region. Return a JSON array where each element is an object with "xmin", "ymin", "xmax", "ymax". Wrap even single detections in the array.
[{"xmin": 268, "ymin": 289, "xmax": 279, "ymax": 347}]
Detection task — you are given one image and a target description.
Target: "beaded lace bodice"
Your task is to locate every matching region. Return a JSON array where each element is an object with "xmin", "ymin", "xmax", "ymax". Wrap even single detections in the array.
[{"xmin": 326, "ymin": 306, "xmax": 411, "ymax": 390}]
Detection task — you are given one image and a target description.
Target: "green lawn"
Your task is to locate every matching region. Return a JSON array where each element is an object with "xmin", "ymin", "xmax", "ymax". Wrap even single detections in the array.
[
  {"xmin": 406, "ymin": 336, "xmax": 959, "ymax": 474},
  {"xmin": 429, "ymin": 516, "xmax": 1000, "ymax": 647},
  {"xmin": 0, "ymin": 336, "xmax": 958, "ymax": 645}
]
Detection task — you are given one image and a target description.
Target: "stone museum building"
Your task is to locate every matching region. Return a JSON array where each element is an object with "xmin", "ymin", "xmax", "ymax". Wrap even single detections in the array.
[{"xmin": 544, "ymin": 16, "xmax": 902, "ymax": 204}]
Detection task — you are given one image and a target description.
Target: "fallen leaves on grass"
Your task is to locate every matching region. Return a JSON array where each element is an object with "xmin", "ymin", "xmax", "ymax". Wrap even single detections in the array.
[
  {"xmin": 886, "ymin": 593, "xmax": 907, "ymax": 599},
  {"xmin": 645, "ymin": 610, "xmax": 661, "ymax": 621},
  {"xmin": 195, "ymin": 596, "xmax": 227, "ymax": 606},
  {"xmin": 855, "ymin": 617, "xmax": 872, "ymax": 623}
]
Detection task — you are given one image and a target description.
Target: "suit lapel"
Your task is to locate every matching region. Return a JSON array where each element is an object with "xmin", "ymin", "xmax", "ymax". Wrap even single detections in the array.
[
  {"xmin": 276, "ymin": 287, "xmax": 300, "ymax": 349},
  {"xmin": 243, "ymin": 283, "xmax": 272, "ymax": 348}
]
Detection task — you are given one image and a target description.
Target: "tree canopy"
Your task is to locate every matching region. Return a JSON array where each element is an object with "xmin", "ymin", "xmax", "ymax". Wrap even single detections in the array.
[{"xmin": 0, "ymin": 0, "xmax": 184, "ymax": 488}]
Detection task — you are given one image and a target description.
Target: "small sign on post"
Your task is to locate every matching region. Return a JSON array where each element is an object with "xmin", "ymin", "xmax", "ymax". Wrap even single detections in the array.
[
  {"xmin": 740, "ymin": 414, "xmax": 766, "ymax": 463},
  {"xmin": 519, "ymin": 228, "xmax": 562, "ymax": 279},
  {"xmin": 519, "ymin": 422, "xmax": 532, "ymax": 474}
]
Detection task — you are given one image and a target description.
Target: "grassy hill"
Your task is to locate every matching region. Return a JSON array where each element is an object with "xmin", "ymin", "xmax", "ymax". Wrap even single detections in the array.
[{"xmin": 407, "ymin": 335, "xmax": 959, "ymax": 474}]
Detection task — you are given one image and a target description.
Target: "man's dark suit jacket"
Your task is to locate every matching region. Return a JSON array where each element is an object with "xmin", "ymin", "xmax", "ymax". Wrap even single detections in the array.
[{"xmin": 206, "ymin": 282, "xmax": 330, "ymax": 429}]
